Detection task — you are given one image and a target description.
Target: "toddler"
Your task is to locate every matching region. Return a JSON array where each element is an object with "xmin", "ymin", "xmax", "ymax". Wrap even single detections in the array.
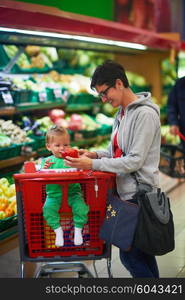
[{"xmin": 41, "ymin": 125, "xmax": 89, "ymax": 247}]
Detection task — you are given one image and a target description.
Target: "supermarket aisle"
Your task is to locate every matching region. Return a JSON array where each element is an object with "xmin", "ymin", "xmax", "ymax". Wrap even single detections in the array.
[{"xmin": 0, "ymin": 177, "xmax": 185, "ymax": 278}]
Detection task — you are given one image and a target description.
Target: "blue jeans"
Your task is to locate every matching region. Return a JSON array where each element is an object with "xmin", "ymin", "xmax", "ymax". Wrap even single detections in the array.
[{"xmin": 120, "ymin": 247, "xmax": 159, "ymax": 278}]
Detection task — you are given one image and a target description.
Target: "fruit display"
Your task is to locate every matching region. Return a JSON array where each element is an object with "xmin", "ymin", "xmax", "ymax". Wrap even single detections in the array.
[
  {"xmin": 2, "ymin": 45, "xmax": 114, "ymax": 77},
  {"xmin": 32, "ymin": 72, "xmax": 94, "ymax": 95},
  {"xmin": 57, "ymin": 48, "xmax": 114, "ymax": 76},
  {"xmin": 161, "ymin": 125, "xmax": 180, "ymax": 145},
  {"xmin": 0, "ymin": 119, "xmax": 33, "ymax": 145},
  {"xmin": 3, "ymin": 45, "xmax": 30, "ymax": 69},
  {"xmin": 0, "ymin": 133, "xmax": 11, "ymax": 147},
  {"xmin": 0, "ymin": 177, "xmax": 16, "ymax": 220},
  {"xmin": 89, "ymin": 139, "xmax": 110, "ymax": 152},
  {"xmin": 3, "ymin": 45, "xmax": 58, "ymax": 70},
  {"xmin": 177, "ymin": 51, "xmax": 185, "ymax": 78},
  {"xmin": 95, "ymin": 113, "xmax": 114, "ymax": 126},
  {"xmin": 161, "ymin": 58, "xmax": 177, "ymax": 87},
  {"xmin": 126, "ymin": 71, "xmax": 148, "ymax": 87}
]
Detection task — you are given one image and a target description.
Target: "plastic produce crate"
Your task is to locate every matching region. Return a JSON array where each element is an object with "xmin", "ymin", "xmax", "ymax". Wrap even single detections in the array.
[
  {"xmin": 0, "ymin": 144, "xmax": 18, "ymax": 160},
  {"xmin": 160, "ymin": 144, "xmax": 185, "ymax": 178},
  {"xmin": 0, "ymin": 142, "xmax": 34, "ymax": 160},
  {"xmin": 0, "ymin": 214, "xmax": 17, "ymax": 233},
  {"xmin": 30, "ymin": 135, "xmax": 45, "ymax": 151},
  {"xmin": 14, "ymin": 140, "xmax": 35, "ymax": 156},
  {"xmin": 14, "ymin": 169, "xmax": 115, "ymax": 259},
  {"xmin": 12, "ymin": 89, "xmax": 31, "ymax": 105}
]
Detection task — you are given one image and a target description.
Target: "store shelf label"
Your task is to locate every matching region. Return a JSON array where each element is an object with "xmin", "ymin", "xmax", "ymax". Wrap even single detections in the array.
[
  {"xmin": 54, "ymin": 88, "xmax": 62, "ymax": 99},
  {"xmin": 39, "ymin": 91, "xmax": 47, "ymax": 102},
  {"xmin": 21, "ymin": 145, "xmax": 33, "ymax": 155},
  {"xmin": 1, "ymin": 91, "xmax": 14, "ymax": 104}
]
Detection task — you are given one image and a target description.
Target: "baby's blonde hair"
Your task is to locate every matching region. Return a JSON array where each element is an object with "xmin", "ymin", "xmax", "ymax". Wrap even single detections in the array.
[{"xmin": 46, "ymin": 125, "xmax": 69, "ymax": 144}]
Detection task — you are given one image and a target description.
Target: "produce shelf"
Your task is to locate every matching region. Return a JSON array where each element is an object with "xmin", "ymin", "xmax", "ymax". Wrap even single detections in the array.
[
  {"xmin": 71, "ymin": 134, "xmax": 110, "ymax": 147},
  {"xmin": 0, "ymin": 106, "xmax": 15, "ymax": 116},
  {"xmin": 15, "ymin": 102, "xmax": 66, "ymax": 112},
  {"xmin": 65, "ymin": 104, "xmax": 95, "ymax": 112},
  {"xmin": 0, "ymin": 152, "xmax": 37, "ymax": 169},
  {"xmin": 0, "ymin": 0, "xmax": 180, "ymax": 51},
  {"xmin": 0, "ymin": 225, "xmax": 17, "ymax": 242}
]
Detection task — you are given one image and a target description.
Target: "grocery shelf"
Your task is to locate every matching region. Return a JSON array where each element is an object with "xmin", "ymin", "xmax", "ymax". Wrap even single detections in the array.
[
  {"xmin": 0, "ymin": 102, "xmax": 65, "ymax": 115},
  {"xmin": 15, "ymin": 101, "xmax": 65, "ymax": 112},
  {"xmin": 66, "ymin": 103, "xmax": 95, "ymax": 112},
  {"xmin": 0, "ymin": 0, "xmax": 180, "ymax": 51},
  {"xmin": 0, "ymin": 226, "xmax": 18, "ymax": 252},
  {"xmin": 0, "ymin": 152, "xmax": 37, "ymax": 169},
  {"xmin": 71, "ymin": 134, "xmax": 110, "ymax": 147},
  {"xmin": 0, "ymin": 106, "xmax": 15, "ymax": 116}
]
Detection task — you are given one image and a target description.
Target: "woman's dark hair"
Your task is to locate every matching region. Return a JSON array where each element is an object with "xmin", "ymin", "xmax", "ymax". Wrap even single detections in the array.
[{"xmin": 90, "ymin": 60, "xmax": 129, "ymax": 89}]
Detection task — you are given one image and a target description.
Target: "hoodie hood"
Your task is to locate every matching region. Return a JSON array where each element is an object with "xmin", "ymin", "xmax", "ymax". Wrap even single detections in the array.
[{"xmin": 127, "ymin": 92, "xmax": 160, "ymax": 116}]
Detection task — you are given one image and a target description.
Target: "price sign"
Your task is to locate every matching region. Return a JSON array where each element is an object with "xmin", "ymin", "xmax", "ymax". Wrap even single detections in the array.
[
  {"xmin": 54, "ymin": 88, "xmax": 62, "ymax": 99},
  {"xmin": 39, "ymin": 91, "xmax": 47, "ymax": 102},
  {"xmin": 1, "ymin": 91, "xmax": 14, "ymax": 104},
  {"xmin": 21, "ymin": 145, "xmax": 33, "ymax": 155},
  {"xmin": 61, "ymin": 90, "xmax": 69, "ymax": 102}
]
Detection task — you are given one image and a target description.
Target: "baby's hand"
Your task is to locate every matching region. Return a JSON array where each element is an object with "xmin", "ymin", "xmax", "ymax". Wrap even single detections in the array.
[{"xmin": 43, "ymin": 159, "xmax": 54, "ymax": 169}]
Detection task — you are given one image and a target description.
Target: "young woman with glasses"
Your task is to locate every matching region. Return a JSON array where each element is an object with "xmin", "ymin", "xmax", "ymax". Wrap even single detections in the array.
[{"xmin": 65, "ymin": 60, "xmax": 161, "ymax": 278}]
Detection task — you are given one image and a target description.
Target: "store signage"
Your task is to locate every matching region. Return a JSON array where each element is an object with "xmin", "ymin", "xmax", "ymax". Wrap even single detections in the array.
[
  {"xmin": 39, "ymin": 91, "xmax": 47, "ymax": 102},
  {"xmin": 1, "ymin": 91, "xmax": 14, "ymax": 104}
]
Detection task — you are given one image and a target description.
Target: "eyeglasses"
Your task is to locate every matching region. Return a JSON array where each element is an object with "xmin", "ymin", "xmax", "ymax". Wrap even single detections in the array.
[{"xmin": 98, "ymin": 85, "xmax": 114, "ymax": 99}]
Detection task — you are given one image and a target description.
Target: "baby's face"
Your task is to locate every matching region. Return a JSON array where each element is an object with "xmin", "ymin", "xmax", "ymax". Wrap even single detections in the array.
[{"xmin": 46, "ymin": 134, "xmax": 70, "ymax": 158}]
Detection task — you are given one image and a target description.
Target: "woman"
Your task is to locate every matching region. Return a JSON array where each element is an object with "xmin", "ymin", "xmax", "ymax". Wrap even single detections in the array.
[{"xmin": 65, "ymin": 60, "xmax": 161, "ymax": 278}]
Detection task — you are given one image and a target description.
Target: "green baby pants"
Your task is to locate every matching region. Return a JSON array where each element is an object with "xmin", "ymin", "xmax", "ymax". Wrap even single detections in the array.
[{"xmin": 43, "ymin": 195, "xmax": 89, "ymax": 230}]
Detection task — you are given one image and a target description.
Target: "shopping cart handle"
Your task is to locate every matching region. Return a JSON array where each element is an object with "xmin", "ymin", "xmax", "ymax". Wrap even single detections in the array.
[{"xmin": 177, "ymin": 131, "xmax": 185, "ymax": 142}]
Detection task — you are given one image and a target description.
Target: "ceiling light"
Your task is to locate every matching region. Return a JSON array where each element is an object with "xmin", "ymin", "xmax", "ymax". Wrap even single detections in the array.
[{"xmin": 0, "ymin": 27, "xmax": 147, "ymax": 50}]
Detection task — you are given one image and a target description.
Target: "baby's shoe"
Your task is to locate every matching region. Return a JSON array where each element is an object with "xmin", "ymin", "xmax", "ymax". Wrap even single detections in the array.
[
  {"xmin": 74, "ymin": 227, "xmax": 83, "ymax": 245},
  {"xmin": 54, "ymin": 227, "xmax": 64, "ymax": 247}
]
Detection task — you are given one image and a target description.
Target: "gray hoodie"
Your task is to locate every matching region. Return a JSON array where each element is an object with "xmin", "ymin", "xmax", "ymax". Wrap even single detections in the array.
[{"xmin": 92, "ymin": 92, "xmax": 161, "ymax": 201}]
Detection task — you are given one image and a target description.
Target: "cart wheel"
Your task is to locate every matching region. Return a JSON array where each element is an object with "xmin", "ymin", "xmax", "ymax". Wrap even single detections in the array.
[
  {"xmin": 39, "ymin": 271, "xmax": 51, "ymax": 278},
  {"xmin": 78, "ymin": 271, "xmax": 90, "ymax": 278}
]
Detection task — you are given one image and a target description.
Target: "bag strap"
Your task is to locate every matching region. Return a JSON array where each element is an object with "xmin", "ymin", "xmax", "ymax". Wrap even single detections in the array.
[{"xmin": 131, "ymin": 171, "xmax": 151, "ymax": 192}]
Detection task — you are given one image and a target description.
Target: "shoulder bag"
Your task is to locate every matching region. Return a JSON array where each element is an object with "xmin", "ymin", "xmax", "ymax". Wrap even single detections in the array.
[
  {"xmin": 99, "ymin": 189, "xmax": 139, "ymax": 251},
  {"xmin": 133, "ymin": 186, "xmax": 175, "ymax": 256}
]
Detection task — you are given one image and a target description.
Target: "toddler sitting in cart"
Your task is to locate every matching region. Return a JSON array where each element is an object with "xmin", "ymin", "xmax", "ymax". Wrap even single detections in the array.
[{"xmin": 41, "ymin": 125, "xmax": 89, "ymax": 247}]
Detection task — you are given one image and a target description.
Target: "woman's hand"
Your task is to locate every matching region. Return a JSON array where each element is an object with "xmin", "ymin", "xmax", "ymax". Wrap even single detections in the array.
[
  {"xmin": 64, "ymin": 156, "xmax": 93, "ymax": 170},
  {"xmin": 78, "ymin": 149, "xmax": 97, "ymax": 159}
]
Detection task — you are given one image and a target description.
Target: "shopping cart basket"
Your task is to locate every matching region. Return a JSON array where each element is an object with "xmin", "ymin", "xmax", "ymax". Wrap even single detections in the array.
[
  {"xmin": 14, "ymin": 166, "xmax": 116, "ymax": 278},
  {"xmin": 160, "ymin": 143, "xmax": 185, "ymax": 178},
  {"xmin": 160, "ymin": 130, "xmax": 185, "ymax": 178}
]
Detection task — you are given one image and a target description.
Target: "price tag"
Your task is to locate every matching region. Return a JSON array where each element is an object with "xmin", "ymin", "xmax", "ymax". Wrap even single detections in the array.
[
  {"xmin": 21, "ymin": 145, "xmax": 33, "ymax": 155},
  {"xmin": 54, "ymin": 88, "xmax": 62, "ymax": 99},
  {"xmin": 39, "ymin": 91, "xmax": 47, "ymax": 102},
  {"xmin": 1, "ymin": 91, "xmax": 14, "ymax": 104},
  {"xmin": 61, "ymin": 90, "xmax": 69, "ymax": 102}
]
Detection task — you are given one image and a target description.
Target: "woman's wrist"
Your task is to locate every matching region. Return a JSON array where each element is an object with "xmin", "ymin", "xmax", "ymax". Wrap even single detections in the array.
[{"xmin": 92, "ymin": 151, "xmax": 98, "ymax": 159}]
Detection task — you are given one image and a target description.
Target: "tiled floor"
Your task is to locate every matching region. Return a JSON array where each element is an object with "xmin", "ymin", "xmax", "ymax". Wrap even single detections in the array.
[{"xmin": 0, "ymin": 174, "xmax": 185, "ymax": 278}]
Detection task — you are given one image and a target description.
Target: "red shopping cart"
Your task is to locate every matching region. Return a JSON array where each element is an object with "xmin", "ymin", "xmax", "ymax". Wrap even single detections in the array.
[
  {"xmin": 160, "ymin": 131, "xmax": 185, "ymax": 178},
  {"xmin": 14, "ymin": 166, "xmax": 116, "ymax": 278}
]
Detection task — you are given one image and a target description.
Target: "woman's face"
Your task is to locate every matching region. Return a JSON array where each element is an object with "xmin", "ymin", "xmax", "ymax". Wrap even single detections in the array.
[{"xmin": 96, "ymin": 79, "xmax": 124, "ymax": 108}]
